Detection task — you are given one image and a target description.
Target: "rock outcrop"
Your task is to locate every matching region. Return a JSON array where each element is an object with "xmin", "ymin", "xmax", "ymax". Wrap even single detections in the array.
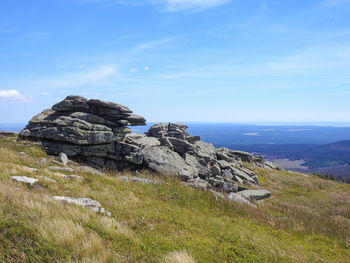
[{"xmin": 19, "ymin": 96, "xmax": 278, "ymax": 201}]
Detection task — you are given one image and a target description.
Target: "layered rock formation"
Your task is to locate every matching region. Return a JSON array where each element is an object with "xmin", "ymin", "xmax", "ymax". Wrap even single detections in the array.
[
  {"xmin": 19, "ymin": 95, "xmax": 146, "ymax": 170},
  {"xmin": 19, "ymin": 96, "xmax": 279, "ymax": 196}
]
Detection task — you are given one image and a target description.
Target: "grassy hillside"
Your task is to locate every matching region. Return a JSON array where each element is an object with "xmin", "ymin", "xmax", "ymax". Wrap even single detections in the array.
[{"xmin": 0, "ymin": 135, "xmax": 349, "ymax": 263}]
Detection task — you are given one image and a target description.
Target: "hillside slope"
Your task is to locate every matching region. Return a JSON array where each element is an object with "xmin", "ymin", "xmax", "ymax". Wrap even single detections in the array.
[{"xmin": 0, "ymin": 135, "xmax": 349, "ymax": 263}]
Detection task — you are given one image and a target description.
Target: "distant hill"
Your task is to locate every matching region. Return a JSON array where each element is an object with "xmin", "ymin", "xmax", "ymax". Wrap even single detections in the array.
[
  {"xmin": 296, "ymin": 165, "xmax": 350, "ymax": 183},
  {"xmin": 328, "ymin": 140, "xmax": 350, "ymax": 151},
  {"xmin": 230, "ymin": 141, "xmax": 350, "ymax": 182}
]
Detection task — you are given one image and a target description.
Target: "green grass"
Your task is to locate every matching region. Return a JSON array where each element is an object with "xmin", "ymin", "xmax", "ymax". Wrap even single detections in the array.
[{"xmin": 0, "ymin": 136, "xmax": 349, "ymax": 262}]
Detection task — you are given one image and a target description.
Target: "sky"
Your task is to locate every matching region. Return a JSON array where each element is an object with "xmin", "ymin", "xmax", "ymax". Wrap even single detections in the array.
[{"xmin": 0, "ymin": 0, "xmax": 350, "ymax": 124}]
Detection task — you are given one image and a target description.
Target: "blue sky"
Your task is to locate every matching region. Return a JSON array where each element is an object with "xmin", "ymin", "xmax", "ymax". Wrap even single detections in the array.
[{"xmin": 1, "ymin": 0, "xmax": 350, "ymax": 123}]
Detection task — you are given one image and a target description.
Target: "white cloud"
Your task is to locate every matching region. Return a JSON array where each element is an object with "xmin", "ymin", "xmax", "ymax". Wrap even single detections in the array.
[
  {"xmin": 130, "ymin": 68, "xmax": 138, "ymax": 73},
  {"xmin": 0, "ymin": 90, "xmax": 31, "ymax": 103},
  {"xmin": 0, "ymin": 90, "xmax": 20, "ymax": 98},
  {"xmin": 144, "ymin": 66, "xmax": 150, "ymax": 71},
  {"xmin": 41, "ymin": 91, "xmax": 51, "ymax": 95},
  {"xmin": 161, "ymin": 0, "xmax": 231, "ymax": 11}
]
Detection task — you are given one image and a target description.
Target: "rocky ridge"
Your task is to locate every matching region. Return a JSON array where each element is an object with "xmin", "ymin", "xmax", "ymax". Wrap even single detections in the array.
[{"xmin": 19, "ymin": 96, "xmax": 279, "ymax": 201}]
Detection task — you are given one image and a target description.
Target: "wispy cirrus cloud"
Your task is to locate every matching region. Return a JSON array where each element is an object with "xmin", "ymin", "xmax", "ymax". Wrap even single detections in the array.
[
  {"xmin": 133, "ymin": 36, "xmax": 179, "ymax": 51},
  {"xmin": 37, "ymin": 65, "xmax": 117, "ymax": 88},
  {"xmin": 157, "ymin": 43, "xmax": 350, "ymax": 90}
]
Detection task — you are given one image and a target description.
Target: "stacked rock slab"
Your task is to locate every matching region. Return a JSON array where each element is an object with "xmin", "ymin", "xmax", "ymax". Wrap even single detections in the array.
[
  {"xmin": 19, "ymin": 96, "xmax": 278, "ymax": 199},
  {"xmin": 19, "ymin": 96, "xmax": 146, "ymax": 170}
]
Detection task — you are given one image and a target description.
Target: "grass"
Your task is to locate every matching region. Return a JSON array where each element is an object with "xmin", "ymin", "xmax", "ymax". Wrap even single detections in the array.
[{"xmin": 0, "ymin": 135, "xmax": 349, "ymax": 262}]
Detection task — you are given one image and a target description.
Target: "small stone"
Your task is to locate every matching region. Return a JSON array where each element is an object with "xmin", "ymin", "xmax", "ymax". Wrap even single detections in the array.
[
  {"xmin": 11, "ymin": 176, "xmax": 38, "ymax": 186},
  {"xmin": 105, "ymin": 211, "xmax": 112, "ymax": 217},
  {"xmin": 53, "ymin": 196, "xmax": 111, "ymax": 216},
  {"xmin": 59, "ymin": 152, "xmax": 68, "ymax": 166},
  {"xmin": 54, "ymin": 196, "xmax": 100, "ymax": 207},
  {"xmin": 238, "ymin": 190, "xmax": 271, "ymax": 201},
  {"xmin": 18, "ymin": 152, "xmax": 26, "ymax": 156}
]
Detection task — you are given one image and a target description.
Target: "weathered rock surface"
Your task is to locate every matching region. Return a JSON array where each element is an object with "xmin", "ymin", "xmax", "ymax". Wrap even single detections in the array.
[
  {"xmin": 184, "ymin": 178, "xmax": 212, "ymax": 190},
  {"xmin": 142, "ymin": 146, "xmax": 196, "ymax": 181},
  {"xmin": 227, "ymin": 192, "xmax": 256, "ymax": 207},
  {"xmin": 238, "ymin": 190, "xmax": 271, "ymax": 201},
  {"xmin": 19, "ymin": 96, "xmax": 279, "ymax": 198},
  {"xmin": 11, "ymin": 176, "xmax": 38, "ymax": 186}
]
